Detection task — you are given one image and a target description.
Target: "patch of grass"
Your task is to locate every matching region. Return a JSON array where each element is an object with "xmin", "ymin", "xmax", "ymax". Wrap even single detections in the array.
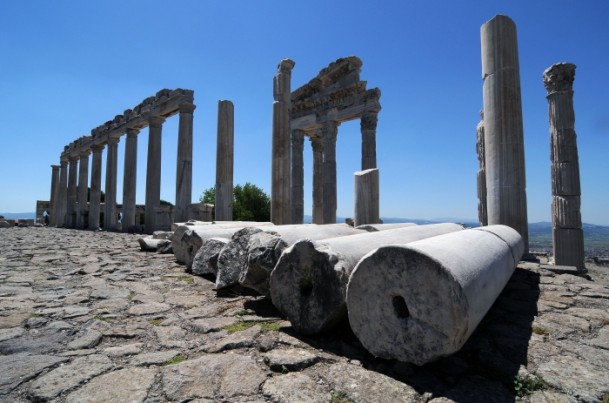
[
  {"xmin": 127, "ymin": 292, "xmax": 136, "ymax": 301},
  {"xmin": 281, "ymin": 365, "xmax": 289, "ymax": 374},
  {"xmin": 513, "ymin": 374, "xmax": 545, "ymax": 397},
  {"xmin": 94, "ymin": 314, "xmax": 110, "ymax": 322},
  {"xmin": 331, "ymin": 390, "xmax": 349, "ymax": 403},
  {"xmin": 177, "ymin": 275, "xmax": 194, "ymax": 285},
  {"xmin": 235, "ymin": 308, "xmax": 248, "ymax": 317},
  {"xmin": 532, "ymin": 325, "xmax": 550, "ymax": 336},
  {"xmin": 222, "ymin": 320, "xmax": 282, "ymax": 334},
  {"xmin": 150, "ymin": 318, "xmax": 165, "ymax": 326},
  {"xmin": 163, "ymin": 354, "xmax": 187, "ymax": 366},
  {"xmin": 602, "ymin": 394, "xmax": 609, "ymax": 403}
]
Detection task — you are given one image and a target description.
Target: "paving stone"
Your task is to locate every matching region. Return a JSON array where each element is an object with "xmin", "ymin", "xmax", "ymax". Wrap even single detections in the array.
[
  {"xmin": 103, "ymin": 342, "xmax": 143, "ymax": 357},
  {"xmin": 262, "ymin": 372, "xmax": 329, "ymax": 402},
  {"xmin": 190, "ymin": 316, "xmax": 239, "ymax": 333},
  {"xmin": 128, "ymin": 302, "xmax": 171, "ymax": 316},
  {"xmin": 264, "ymin": 348, "xmax": 320, "ymax": 371},
  {"xmin": 161, "ymin": 353, "xmax": 267, "ymax": 401},
  {"xmin": 204, "ymin": 324, "xmax": 261, "ymax": 353},
  {"xmin": 67, "ymin": 329, "xmax": 103, "ymax": 350},
  {"xmin": 130, "ymin": 350, "xmax": 182, "ymax": 366},
  {"xmin": 28, "ymin": 354, "xmax": 114, "ymax": 401},
  {"xmin": 64, "ymin": 367, "xmax": 157, "ymax": 403},
  {"xmin": 0, "ymin": 353, "xmax": 68, "ymax": 396},
  {"xmin": 0, "ymin": 327, "xmax": 25, "ymax": 342}
]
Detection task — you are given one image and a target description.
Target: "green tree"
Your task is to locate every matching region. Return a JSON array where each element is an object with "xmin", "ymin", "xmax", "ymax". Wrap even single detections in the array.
[{"xmin": 199, "ymin": 182, "xmax": 270, "ymax": 222}]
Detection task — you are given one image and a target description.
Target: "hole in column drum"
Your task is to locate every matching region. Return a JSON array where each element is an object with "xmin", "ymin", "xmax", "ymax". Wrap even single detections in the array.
[{"xmin": 392, "ymin": 295, "xmax": 410, "ymax": 319}]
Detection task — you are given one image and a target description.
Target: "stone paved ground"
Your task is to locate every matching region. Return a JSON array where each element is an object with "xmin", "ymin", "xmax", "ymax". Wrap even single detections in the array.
[{"xmin": 0, "ymin": 227, "xmax": 608, "ymax": 402}]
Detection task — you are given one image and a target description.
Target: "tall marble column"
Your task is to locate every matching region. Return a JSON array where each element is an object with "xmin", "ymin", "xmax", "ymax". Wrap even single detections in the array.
[
  {"xmin": 104, "ymin": 137, "xmax": 119, "ymax": 231},
  {"xmin": 476, "ymin": 110, "xmax": 488, "ymax": 226},
  {"xmin": 271, "ymin": 58, "xmax": 295, "ymax": 224},
  {"xmin": 215, "ymin": 100, "xmax": 234, "ymax": 221},
  {"xmin": 66, "ymin": 155, "xmax": 79, "ymax": 228},
  {"xmin": 291, "ymin": 129, "xmax": 305, "ymax": 224},
  {"xmin": 543, "ymin": 63, "xmax": 585, "ymax": 270},
  {"xmin": 361, "ymin": 112, "xmax": 378, "ymax": 170},
  {"xmin": 76, "ymin": 149, "xmax": 90, "ymax": 228},
  {"xmin": 175, "ymin": 103, "xmax": 195, "ymax": 222},
  {"xmin": 49, "ymin": 165, "xmax": 60, "ymax": 226},
  {"xmin": 481, "ymin": 14, "xmax": 529, "ymax": 253},
  {"xmin": 145, "ymin": 116, "xmax": 165, "ymax": 234},
  {"xmin": 311, "ymin": 136, "xmax": 324, "ymax": 224},
  {"xmin": 56, "ymin": 158, "xmax": 68, "ymax": 227},
  {"xmin": 122, "ymin": 128, "xmax": 139, "ymax": 231},
  {"xmin": 322, "ymin": 120, "xmax": 338, "ymax": 224},
  {"xmin": 89, "ymin": 144, "xmax": 104, "ymax": 229}
]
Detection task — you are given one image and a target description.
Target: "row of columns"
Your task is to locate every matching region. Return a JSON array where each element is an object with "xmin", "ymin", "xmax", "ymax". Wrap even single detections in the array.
[{"xmin": 49, "ymin": 104, "xmax": 195, "ymax": 233}]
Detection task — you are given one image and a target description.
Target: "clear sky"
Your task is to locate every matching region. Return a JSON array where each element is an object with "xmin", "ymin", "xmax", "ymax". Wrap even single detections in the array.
[{"xmin": 1, "ymin": 1, "xmax": 607, "ymax": 225}]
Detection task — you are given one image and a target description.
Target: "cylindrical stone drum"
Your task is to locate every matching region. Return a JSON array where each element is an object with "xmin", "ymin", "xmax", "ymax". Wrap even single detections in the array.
[{"xmin": 346, "ymin": 225, "xmax": 523, "ymax": 365}]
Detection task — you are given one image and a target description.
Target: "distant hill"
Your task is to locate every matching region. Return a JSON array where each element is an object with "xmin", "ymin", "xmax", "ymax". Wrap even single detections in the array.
[{"xmin": 0, "ymin": 212, "xmax": 36, "ymax": 219}]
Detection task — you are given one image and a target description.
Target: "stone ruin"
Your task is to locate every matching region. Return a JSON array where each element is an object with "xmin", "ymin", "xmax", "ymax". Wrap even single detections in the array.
[{"xmin": 271, "ymin": 56, "xmax": 382, "ymax": 226}]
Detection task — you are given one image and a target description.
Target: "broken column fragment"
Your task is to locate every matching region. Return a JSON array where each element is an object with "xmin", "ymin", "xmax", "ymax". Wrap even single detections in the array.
[
  {"xmin": 191, "ymin": 237, "xmax": 230, "ymax": 276},
  {"xmin": 216, "ymin": 223, "xmax": 365, "ymax": 291},
  {"xmin": 346, "ymin": 225, "xmax": 523, "ymax": 365},
  {"xmin": 353, "ymin": 168, "xmax": 380, "ymax": 227},
  {"xmin": 270, "ymin": 223, "xmax": 464, "ymax": 334}
]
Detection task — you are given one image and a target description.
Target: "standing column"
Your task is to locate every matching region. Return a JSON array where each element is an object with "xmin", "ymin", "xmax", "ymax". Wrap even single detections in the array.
[
  {"xmin": 66, "ymin": 155, "xmax": 79, "ymax": 228},
  {"xmin": 543, "ymin": 63, "xmax": 584, "ymax": 270},
  {"xmin": 291, "ymin": 129, "xmax": 305, "ymax": 224},
  {"xmin": 354, "ymin": 168, "xmax": 380, "ymax": 227},
  {"xmin": 122, "ymin": 128, "xmax": 139, "ymax": 231},
  {"xmin": 271, "ymin": 58, "xmax": 295, "ymax": 224},
  {"xmin": 56, "ymin": 158, "xmax": 68, "ymax": 227},
  {"xmin": 145, "ymin": 116, "xmax": 165, "ymax": 234},
  {"xmin": 476, "ymin": 110, "xmax": 488, "ymax": 226},
  {"xmin": 49, "ymin": 165, "xmax": 60, "ymax": 226},
  {"xmin": 361, "ymin": 112, "xmax": 378, "ymax": 170},
  {"xmin": 104, "ymin": 137, "xmax": 119, "ymax": 231},
  {"xmin": 215, "ymin": 100, "xmax": 234, "ymax": 221},
  {"xmin": 89, "ymin": 145, "xmax": 104, "ymax": 229},
  {"xmin": 76, "ymin": 149, "xmax": 91, "ymax": 228},
  {"xmin": 175, "ymin": 103, "xmax": 196, "ymax": 222},
  {"xmin": 481, "ymin": 14, "xmax": 529, "ymax": 253},
  {"xmin": 311, "ymin": 136, "xmax": 324, "ymax": 224},
  {"xmin": 322, "ymin": 120, "xmax": 338, "ymax": 224}
]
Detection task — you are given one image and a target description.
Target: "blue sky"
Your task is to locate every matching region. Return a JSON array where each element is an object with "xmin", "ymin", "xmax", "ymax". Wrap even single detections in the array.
[{"xmin": 1, "ymin": 1, "xmax": 607, "ymax": 225}]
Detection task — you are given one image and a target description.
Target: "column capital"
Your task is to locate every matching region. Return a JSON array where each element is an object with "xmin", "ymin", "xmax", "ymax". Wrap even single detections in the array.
[
  {"xmin": 361, "ymin": 112, "xmax": 378, "ymax": 131},
  {"xmin": 107, "ymin": 137, "xmax": 120, "ymax": 146},
  {"xmin": 51, "ymin": 164, "xmax": 60, "ymax": 170},
  {"xmin": 79, "ymin": 148, "xmax": 92, "ymax": 158},
  {"xmin": 68, "ymin": 154, "xmax": 79, "ymax": 162},
  {"xmin": 277, "ymin": 59, "xmax": 295, "ymax": 73},
  {"xmin": 543, "ymin": 63, "xmax": 576, "ymax": 95},
  {"xmin": 179, "ymin": 103, "xmax": 196, "ymax": 114},
  {"xmin": 148, "ymin": 115, "xmax": 166, "ymax": 128},
  {"xmin": 126, "ymin": 127, "xmax": 140, "ymax": 136},
  {"xmin": 90, "ymin": 144, "xmax": 105, "ymax": 153}
]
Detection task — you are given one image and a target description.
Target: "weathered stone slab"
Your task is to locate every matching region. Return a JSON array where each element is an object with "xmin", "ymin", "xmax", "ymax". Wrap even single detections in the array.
[
  {"xmin": 130, "ymin": 350, "xmax": 181, "ymax": 366},
  {"xmin": 64, "ymin": 367, "xmax": 157, "ymax": 403},
  {"xmin": 128, "ymin": 302, "xmax": 171, "ymax": 316},
  {"xmin": 0, "ymin": 327, "xmax": 25, "ymax": 342},
  {"xmin": 161, "ymin": 354, "xmax": 267, "ymax": 401},
  {"xmin": 190, "ymin": 316, "xmax": 239, "ymax": 333},
  {"xmin": 0, "ymin": 353, "xmax": 68, "ymax": 396},
  {"xmin": 66, "ymin": 329, "xmax": 103, "ymax": 350},
  {"xmin": 262, "ymin": 372, "xmax": 329, "ymax": 402},
  {"xmin": 204, "ymin": 324, "xmax": 261, "ymax": 353},
  {"xmin": 264, "ymin": 348, "xmax": 320, "ymax": 371},
  {"xmin": 28, "ymin": 354, "xmax": 113, "ymax": 401},
  {"xmin": 103, "ymin": 342, "xmax": 143, "ymax": 357}
]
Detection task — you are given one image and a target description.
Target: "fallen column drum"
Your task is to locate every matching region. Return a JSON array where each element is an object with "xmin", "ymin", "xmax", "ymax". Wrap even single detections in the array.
[
  {"xmin": 270, "ymin": 223, "xmax": 464, "ymax": 334},
  {"xmin": 346, "ymin": 225, "xmax": 524, "ymax": 365}
]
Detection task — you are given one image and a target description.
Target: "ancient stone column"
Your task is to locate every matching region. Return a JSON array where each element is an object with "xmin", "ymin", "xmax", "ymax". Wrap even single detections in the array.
[
  {"xmin": 49, "ymin": 165, "xmax": 60, "ymax": 226},
  {"xmin": 175, "ymin": 103, "xmax": 195, "ymax": 223},
  {"xmin": 56, "ymin": 158, "xmax": 68, "ymax": 227},
  {"xmin": 322, "ymin": 120, "xmax": 338, "ymax": 224},
  {"xmin": 215, "ymin": 100, "xmax": 234, "ymax": 221},
  {"xmin": 76, "ymin": 148, "xmax": 91, "ymax": 228},
  {"xmin": 291, "ymin": 129, "xmax": 305, "ymax": 224},
  {"xmin": 66, "ymin": 155, "xmax": 79, "ymax": 228},
  {"xmin": 122, "ymin": 128, "xmax": 139, "ymax": 231},
  {"xmin": 104, "ymin": 137, "xmax": 119, "ymax": 231},
  {"xmin": 145, "ymin": 116, "xmax": 165, "ymax": 234},
  {"xmin": 346, "ymin": 225, "xmax": 523, "ymax": 365},
  {"xmin": 271, "ymin": 59, "xmax": 295, "ymax": 225},
  {"xmin": 88, "ymin": 144, "xmax": 104, "ymax": 230},
  {"xmin": 476, "ymin": 110, "xmax": 488, "ymax": 226},
  {"xmin": 311, "ymin": 136, "xmax": 324, "ymax": 224},
  {"xmin": 481, "ymin": 14, "xmax": 529, "ymax": 253},
  {"xmin": 543, "ymin": 63, "xmax": 584, "ymax": 270},
  {"xmin": 354, "ymin": 168, "xmax": 380, "ymax": 227},
  {"xmin": 361, "ymin": 112, "xmax": 378, "ymax": 170}
]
